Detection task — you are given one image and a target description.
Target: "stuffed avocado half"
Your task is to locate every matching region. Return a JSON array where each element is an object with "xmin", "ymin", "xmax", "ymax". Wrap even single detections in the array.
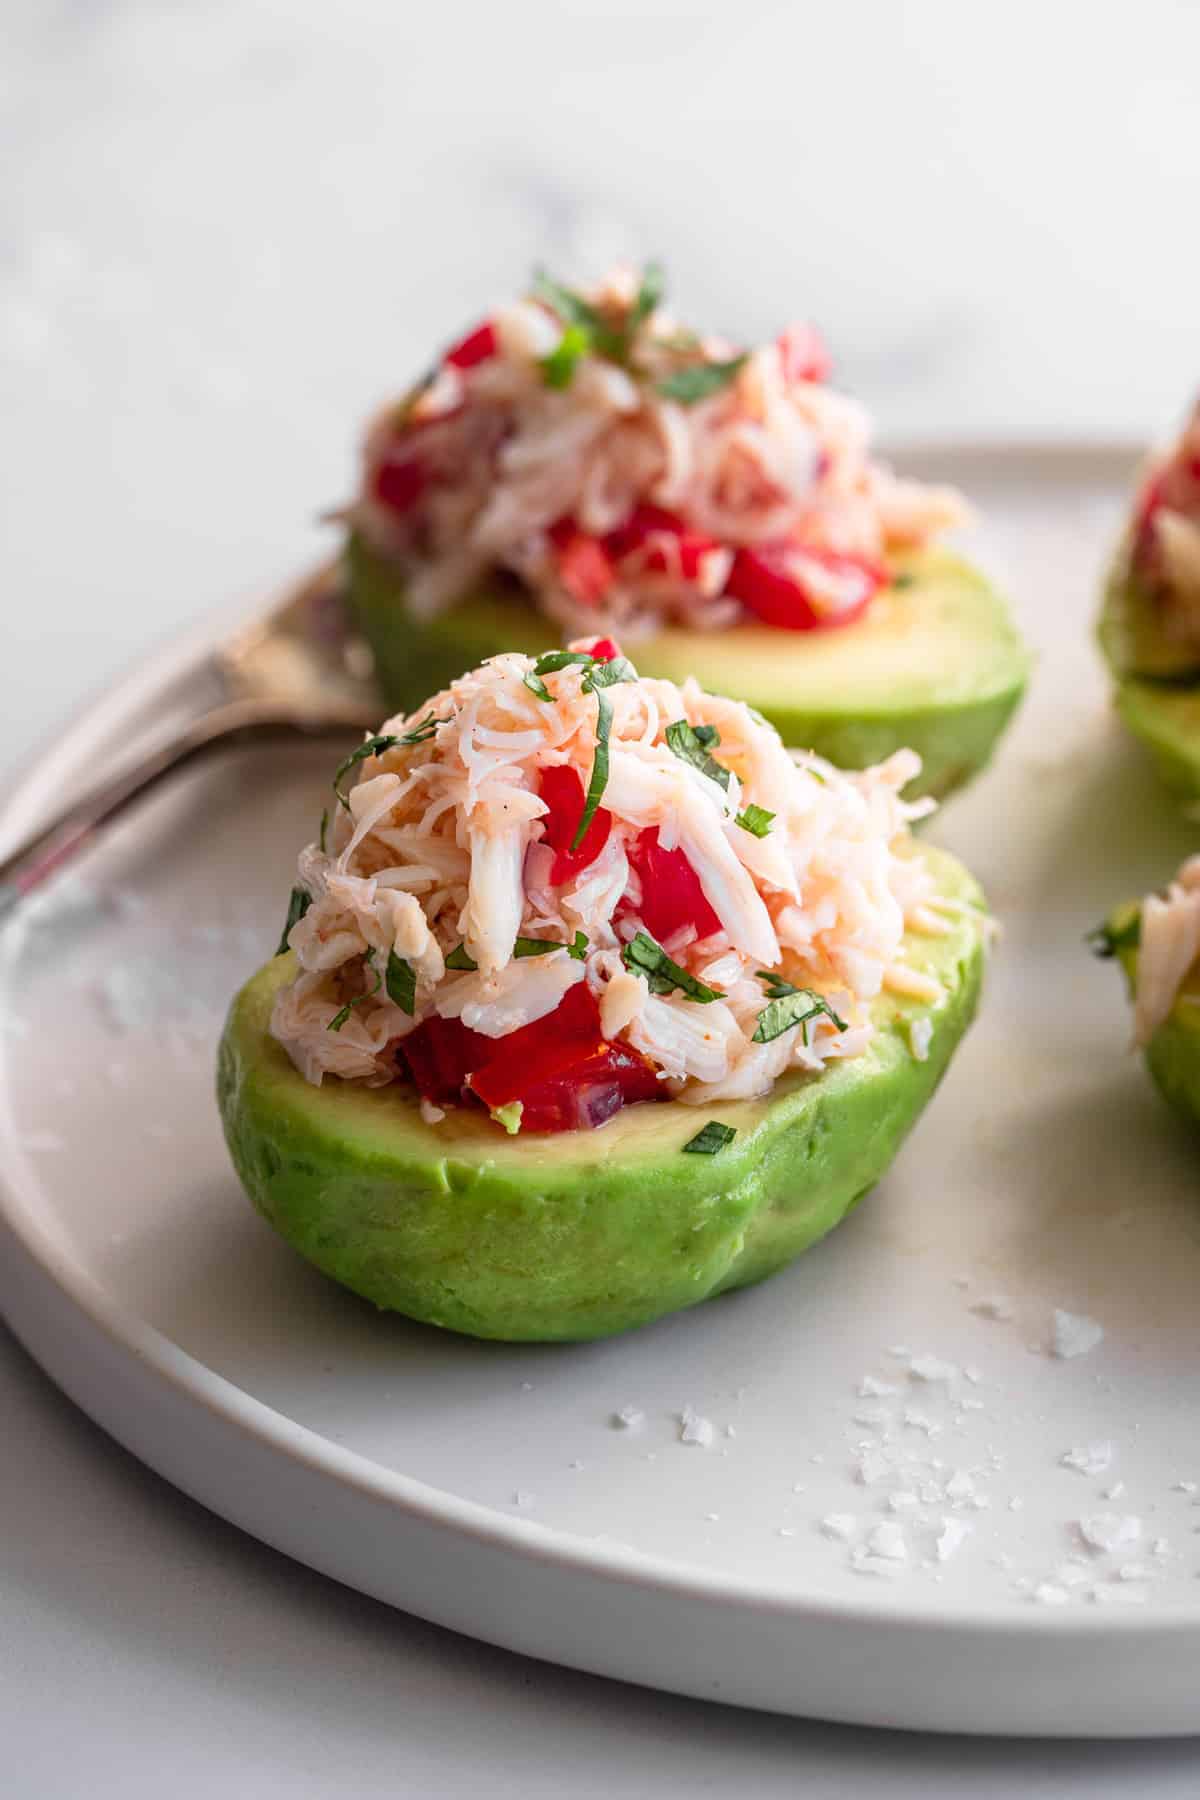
[
  {"xmin": 340, "ymin": 264, "xmax": 1027, "ymax": 805},
  {"xmin": 1099, "ymin": 404, "xmax": 1200, "ymax": 801},
  {"xmin": 1095, "ymin": 868, "xmax": 1200, "ymax": 1130},
  {"xmin": 220, "ymin": 844, "xmax": 985, "ymax": 1342},
  {"xmin": 218, "ymin": 637, "xmax": 989, "ymax": 1342}
]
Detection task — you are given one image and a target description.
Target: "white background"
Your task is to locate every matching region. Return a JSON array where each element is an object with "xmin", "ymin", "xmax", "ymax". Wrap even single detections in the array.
[{"xmin": 4, "ymin": 1, "xmax": 1200, "ymax": 1790}]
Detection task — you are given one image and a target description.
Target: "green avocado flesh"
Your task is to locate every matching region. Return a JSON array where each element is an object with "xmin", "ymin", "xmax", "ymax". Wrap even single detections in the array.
[
  {"xmin": 346, "ymin": 535, "xmax": 1028, "ymax": 805},
  {"xmin": 1111, "ymin": 915, "xmax": 1200, "ymax": 1129},
  {"xmin": 1099, "ymin": 549, "xmax": 1200, "ymax": 802},
  {"xmin": 217, "ymin": 844, "xmax": 987, "ymax": 1342}
]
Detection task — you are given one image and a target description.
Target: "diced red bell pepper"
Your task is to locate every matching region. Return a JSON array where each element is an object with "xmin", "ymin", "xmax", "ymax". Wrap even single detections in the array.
[
  {"xmin": 467, "ymin": 982, "xmax": 662, "ymax": 1132},
  {"xmin": 724, "ymin": 544, "xmax": 882, "ymax": 631},
  {"xmin": 606, "ymin": 504, "xmax": 722, "ymax": 582},
  {"xmin": 777, "ymin": 322, "xmax": 831, "ymax": 386},
  {"xmin": 537, "ymin": 765, "xmax": 612, "ymax": 885},
  {"xmin": 547, "ymin": 517, "xmax": 615, "ymax": 607},
  {"xmin": 624, "ymin": 827, "xmax": 722, "ymax": 942},
  {"xmin": 444, "ymin": 320, "xmax": 497, "ymax": 370},
  {"xmin": 369, "ymin": 455, "xmax": 427, "ymax": 516},
  {"xmin": 398, "ymin": 1015, "xmax": 492, "ymax": 1107}
]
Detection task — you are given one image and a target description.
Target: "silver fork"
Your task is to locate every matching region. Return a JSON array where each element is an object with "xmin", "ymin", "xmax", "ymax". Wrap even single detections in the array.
[{"xmin": 0, "ymin": 564, "xmax": 381, "ymax": 920}]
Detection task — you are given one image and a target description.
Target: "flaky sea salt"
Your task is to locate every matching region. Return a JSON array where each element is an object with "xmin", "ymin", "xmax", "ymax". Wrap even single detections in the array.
[
  {"xmin": 679, "ymin": 1406, "xmax": 714, "ymax": 1447},
  {"xmin": 611, "ymin": 1405, "xmax": 645, "ymax": 1430},
  {"xmin": 1060, "ymin": 1442, "xmax": 1114, "ymax": 1477},
  {"xmin": 908, "ymin": 1353, "xmax": 958, "ymax": 1383},
  {"xmin": 936, "ymin": 1518, "xmax": 972, "ymax": 1562},
  {"xmin": 1078, "ymin": 1513, "xmax": 1142, "ymax": 1555},
  {"xmin": 820, "ymin": 1513, "xmax": 857, "ymax": 1542},
  {"xmin": 866, "ymin": 1522, "xmax": 909, "ymax": 1563},
  {"xmin": 858, "ymin": 1375, "xmax": 901, "ymax": 1399},
  {"xmin": 1052, "ymin": 1310, "xmax": 1104, "ymax": 1360},
  {"xmin": 970, "ymin": 1296, "xmax": 1015, "ymax": 1321}
]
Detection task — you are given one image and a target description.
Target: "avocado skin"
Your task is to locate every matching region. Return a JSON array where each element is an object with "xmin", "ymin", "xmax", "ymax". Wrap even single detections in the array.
[
  {"xmin": 346, "ymin": 535, "xmax": 1027, "ymax": 805},
  {"xmin": 1113, "ymin": 921, "xmax": 1200, "ymax": 1128},
  {"xmin": 217, "ymin": 846, "xmax": 987, "ymax": 1342},
  {"xmin": 1099, "ymin": 548, "xmax": 1200, "ymax": 803}
]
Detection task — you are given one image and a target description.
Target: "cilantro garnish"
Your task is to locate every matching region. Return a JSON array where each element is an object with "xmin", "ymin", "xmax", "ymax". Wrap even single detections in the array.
[
  {"xmin": 533, "ymin": 263, "xmax": 665, "ymax": 365},
  {"xmin": 629, "ymin": 261, "xmax": 665, "ymax": 329},
  {"xmin": 736, "ymin": 803, "xmax": 774, "ymax": 838},
  {"xmin": 665, "ymin": 719, "xmax": 730, "ymax": 790},
  {"xmin": 327, "ymin": 956, "xmax": 383, "ymax": 1032},
  {"xmin": 445, "ymin": 943, "xmax": 478, "ymax": 972},
  {"xmin": 385, "ymin": 948, "xmax": 416, "ymax": 1015},
  {"xmin": 332, "ymin": 714, "xmax": 447, "ymax": 807},
  {"xmin": 682, "ymin": 1120, "xmax": 737, "ymax": 1155},
  {"xmin": 540, "ymin": 323, "xmax": 590, "ymax": 389},
  {"xmin": 1086, "ymin": 911, "xmax": 1142, "ymax": 960},
  {"xmin": 520, "ymin": 648, "xmax": 634, "ymax": 845},
  {"xmin": 752, "ymin": 983, "xmax": 848, "ymax": 1046},
  {"xmin": 622, "ymin": 931, "xmax": 724, "ymax": 1002},
  {"xmin": 656, "ymin": 355, "xmax": 748, "ymax": 405},
  {"xmin": 275, "ymin": 886, "xmax": 311, "ymax": 956}
]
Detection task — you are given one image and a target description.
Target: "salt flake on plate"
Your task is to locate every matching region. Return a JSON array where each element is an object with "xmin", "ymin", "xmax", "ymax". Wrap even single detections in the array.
[
  {"xmin": 1051, "ymin": 1310, "xmax": 1104, "ymax": 1360},
  {"xmin": 1060, "ymin": 1442, "xmax": 1114, "ymax": 1477},
  {"xmin": 678, "ymin": 1406, "xmax": 714, "ymax": 1448},
  {"xmin": 1078, "ymin": 1512, "xmax": 1142, "ymax": 1555}
]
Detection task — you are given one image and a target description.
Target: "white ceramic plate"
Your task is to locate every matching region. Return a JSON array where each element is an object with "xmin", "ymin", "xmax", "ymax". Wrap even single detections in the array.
[{"xmin": 5, "ymin": 446, "xmax": 1200, "ymax": 1738}]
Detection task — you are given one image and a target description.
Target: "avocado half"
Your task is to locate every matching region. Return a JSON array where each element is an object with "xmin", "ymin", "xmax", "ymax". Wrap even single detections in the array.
[
  {"xmin": 217, "ymin": 843, "xmax": 988, "ymax": 1342},
  {"xmin": 1099, "ymin": 546, "xmax": 1200, "ymax": 803},
  {"xmin": 1108, "ymin": 902, "xmax": 1200, "ymax": 1128},
  {"xmin": 346, "ymin": 535, "xmax": 1029, "ymax": 805}
]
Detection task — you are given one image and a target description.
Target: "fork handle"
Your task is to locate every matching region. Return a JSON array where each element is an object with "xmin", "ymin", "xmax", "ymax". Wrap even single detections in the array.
[{"xmin": 0, "ymin": 698, "xmax": 373, "ymax": 921}]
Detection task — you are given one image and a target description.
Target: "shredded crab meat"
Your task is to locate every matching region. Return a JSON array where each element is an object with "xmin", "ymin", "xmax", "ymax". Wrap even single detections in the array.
[
  {"xmin": 352, "ymin": 265, "xmax": 967, "ymax": 640},
  {"xmin": 1133, "ymin": 854, "xmax": 1200, "ymax": 1046},
  {"xmin": 271, "ymin": 643, "xmax": 944, "ymax": 1111}
]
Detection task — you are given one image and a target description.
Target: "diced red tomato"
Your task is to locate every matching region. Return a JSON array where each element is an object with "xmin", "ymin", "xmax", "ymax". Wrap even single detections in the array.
[
  {"xmin": 537, "ymin": 765, "xmax": 612, "ymax": 885},
  {"xmin": 370, "ymin": 456, "xmax": 426, "ymax": 515},
  {"xmin": 400, "ymin": 983, "xmax": 663, "ymax": 1133},
  {"xmin": 588, "ymin": 637, "xmax": 621, "ymax": 662},
  {"xmin": 398, "ymin": 1015, "xmax": 492, "ymax": 1107},
  {"xmin": 606, "ymin": 504, "xmax": 722, "ymax": 582},
  {"xmin": 623, "ymin": 827, "xmax": 722, "ymax": 942},
  {"xmin": 547, "ymin": 517, "xmax": 615, "ymax": 607},
  {"xmin": 724, "ymin": 544, "xmax": 882, "ymax": 631},
  {"xmin": 777, "ymin": 322, "xmax": 831, "ymax": 386},
  {"xmin": 467, "ymin": 982, "xmax": 662, "ymax": 1132},
  {"xmin": 444, "ymin": 320, "xmax": 497, "ymax": 370}
]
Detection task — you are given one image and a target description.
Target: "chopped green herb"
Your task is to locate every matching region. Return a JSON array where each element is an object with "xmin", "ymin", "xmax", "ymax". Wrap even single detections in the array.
[
  {"xmin": 665, "ymin": 718, "xmax": 731, "ymax": 790},
  {"xmin": 622, "ymin": 931, "xmax": 724, "ymax": 1002},
  {"xmin": 682, "ymin": 1119, "xmax": 737, "ymax": 1155},
  {"xmin": 736, "ymin": 803, "xmax": 775, "ymax": 838},
  {"xmin": 656, "ymin": 354, "xmax": 748, "ymax": 405},
  {"xmin": 540, "ymin": 323, "xmax": 590, "ymax": 389},
  {"xmin": 523, "ymin": 670, "xmax": 553, "ymax": 702},
  {"xmin": 385, "ymin": 948, "xmax": 416, "ymax": 1015},
  {"xmin": 585, "ymin": 653, "xmax": 636, "ymax": 690},
  {"xmin": 529, "ymin": 649, "xmax": 597, "ymax": 680},
  {"xmin": 491, "ymin": 1101, "xmax": 524, "ymax": 1136},
  {"xmin": 572, "ymin": 682, "xmax": 613, "ymax": 851},
  {"xmin": 891, "ymin": 571, "xmax": 916, "ymax": 590},
  {"xmin": 327, "ymin": 957, "xmax": 383, "ymax": 1032},
  {"xmin": 318, "ymin": 808, "xmax": 329, "ymax": 854},
  {"xmin": 513, "ymin": 935, "xmax": 571, "ymax": 958},
  {"xmin": 532, "ymin": 270, "xmax": 624, "ymax": 359},
  {"xmin": 755, "ymin": 969, "xmax": 800, "ymax": 1000},
  {"xmin": 1086, "ymin": 911, "xmax": 1142, "ymax": 959},
  {"xmin": 752, "ymin": 988, "xmax": 848, "ymax": 1046},
  {"xmin": 275, "ymin": 886, "xmax": 311, "ymax": 956},
  {"xmin": 629, "ymin": 261, "xmax": 665, "ymax": 328},
  {"xmin": 445, "ymin": 942, "xmax": 479, "ymax": 972},
  {"xmin": 568, "ymin": 929, "xmax": 588, "ymax": 961}
]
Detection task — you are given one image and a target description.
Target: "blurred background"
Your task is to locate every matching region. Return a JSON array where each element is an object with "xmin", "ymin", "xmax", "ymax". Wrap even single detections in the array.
[{"xmin": 3, "ymin": 0, "xmax": 1198, "ymax": 769}]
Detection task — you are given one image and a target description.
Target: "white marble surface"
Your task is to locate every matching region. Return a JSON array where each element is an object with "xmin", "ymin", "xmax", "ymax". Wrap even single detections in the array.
[{"xmin": 4, "ymin": 0, "xmax": 1200, "ymax": 1789}]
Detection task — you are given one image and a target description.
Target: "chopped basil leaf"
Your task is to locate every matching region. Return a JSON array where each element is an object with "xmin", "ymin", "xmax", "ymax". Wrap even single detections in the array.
[
  {"xmin": 327, "ymin": 957, "xmax": 382, "ymax": 1032},
  {"xmin": 491, "ymin": 1101, "xmax": 524, "ymax": 1136},
  {"xmin": 752, "ymin": 988, "xmax": 848, "ymax": 1046},
  {"xmin": 445, "ymin": 942, "xmax": 478, "ymax": 971},
  {"xmin": 513, "ymin": 935, "xmax": 569, "ymax": 958},
  {"xmin": 568, "ymin": 929, "xmax": 588, "ymax": 961},
  {"xmin": 656, "ymin": 354, "xmax": 748, "ymax": 405},
  {"xmin": 622, "ymin": 930, "xmax": 724, "ymax": 1002},
  {"xmin": 1086, "ymin": 911, "xmax": 1142, "ymax": 959},
  {"xmin": 523, "ymin": 670, "xmax": 553, "ymax": 702},
  {"xmin": 682, "ymin": 1119, "xmax": 737, "ymax": 1155},
  {"xmin": 755, "ymin": 968, "xmax": 800, "ymax": 1000},
  {"xmin": 385, "ymin": 948, "xmax": 416, "ymax": 1014},
  {"xmin": 572, "ymin": 682, "xmax": 612, "ymax": 851},
  {"xmin": 275, "ymin": 886, "xmax": 311, "ymax": 956},
  {"xmin": 665, "ymin": 718, "xmax": 730, "ymax": 790},
  {"xmin": 318, "ymin": 808, "xmax": 329, "ymax": 854},
  {"xmin": 532, "ymin": 270, "xmax": 624, "ymax": 359},
  {"xmin": 540, "ymin": 323, "xmax": 590, "ymax": 389},
  {"xmin": 736, "ymin": 803, "xmax": 775, "ymax": 838},
  {"xmin": 585, "ymin": 653, "xmax": 636, "ymax": 690},
  {"xmin": 530, "ymin": 649, "xmax": 597, "ymax": 679},
  {"xmin": 332, "ymin": 715, "xmax": 447, "ymax": 806},
  {"xmin": 630, "ymin": 261, "xmax": 665, "ymax": 328}
]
